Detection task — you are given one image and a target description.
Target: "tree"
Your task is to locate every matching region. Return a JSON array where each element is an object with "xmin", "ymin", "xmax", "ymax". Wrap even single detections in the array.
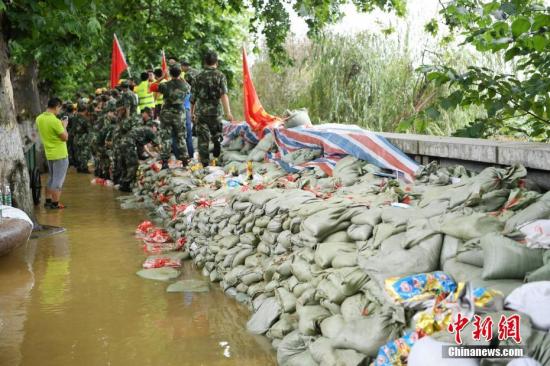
[
  {"xmin": 0, "ymin": 9, "xmax": 35, "ymax": 221},
  {"xmin": 420, "ymin": 0, "xmax": 550, "ymax": 140}
]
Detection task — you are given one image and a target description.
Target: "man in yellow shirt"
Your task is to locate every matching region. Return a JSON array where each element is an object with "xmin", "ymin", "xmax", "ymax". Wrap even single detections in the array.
[{"xmin": 36, "ymin": 97, "xmax": 69, "ymax": 209}]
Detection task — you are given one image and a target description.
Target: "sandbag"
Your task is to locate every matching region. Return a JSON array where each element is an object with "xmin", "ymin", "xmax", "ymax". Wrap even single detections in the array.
[
  {"xmin": 275, "ymin": 287, "xmax": 297, "ymax": 313},
  {"xmin": 525, "ymin": 264, "xmax": 550, "ymax": 282},
  {"xmin": 347, "ymin": 224, "xmax": 373, "ymax": 242},
  {"xmin": 482, "ymin": 234, "xmax": 544, "ymax": 280},
  {"xmin": 340, "ymin": 293, "xmax": 367, "ymax": 321},
  {"xmin": 440, "ymin": 235, "xmax": 462, "ymax": 267},
  {"xmin": 440, "ymin": 213, "xmax": 504, "ymax": 241},
  {"xmin": 284, "ymin": 109, "xmax": 312, "ymax": 128},
  {"xmin": 166, "ymin": 279, "xmax": 209, "ymax": 292},
  {"xmin": 314, "ymin": 242, "xmax": 356, "ymax": 268},
  {"xmin": 351, "ymin": 207, "xmax": 382, "ymax": 227},
  {"xmin": 246, "ymin": 297, "xmax": 281, "ymax": 334},
  {"xmin": 505, "ymin": 192, "xmax": 550, "ymax": 233},
  {"xmin": 268, "ymin": 313, "xmax": 298, "ymax": 339},
  {"xmin": 505, "ymin": 282, "xmax": 550, "ymax": 331},
  {"xmin": 320, "ymin": 314, "xmax": 345, "ymax": 339},
  {"xmin": 136, "ymin": 267, "xmax": 180, "ymax": 281},
  {"xmin": 333, "ymin": 156, "xmax": 365, "ymax": 187},
  {"xmin": 329, "ymin": 307, "xmax": 404, "ymax": 356},
  {"xmin": 297, "ymin": 305, "xmax": 331, "ymax": 336},
  {"xmin": 526, "ymin": 330, "xmax": 550, "ymax": 366},
  {"xmin": 277, "ymin": 330, "xmax": 315, "ymax": 366}
]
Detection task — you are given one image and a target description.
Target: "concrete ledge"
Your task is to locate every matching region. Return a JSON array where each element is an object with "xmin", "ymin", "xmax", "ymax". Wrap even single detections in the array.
[{"xmin": 378, "ymin": 132, "xmax": 550, "ymax": 171}]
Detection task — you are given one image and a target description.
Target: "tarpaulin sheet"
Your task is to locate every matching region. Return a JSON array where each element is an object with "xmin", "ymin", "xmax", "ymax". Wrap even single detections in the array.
[{"xmin": 223, "ymin": 122, "xmax": 420, "ymax": 181}]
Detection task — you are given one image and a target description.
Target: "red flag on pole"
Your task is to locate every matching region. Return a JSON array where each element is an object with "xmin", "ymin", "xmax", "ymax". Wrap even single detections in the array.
[
  {"xmin": 110, "ymin": 34, "xmax": 128, "ymax": 88},
  {"xmin": 242, "ymin": 47, "xmax": 279, "ymax": 136},
  {"xmin": 161, "ymin": 50, "xmax": 168, "ymax": 75}
]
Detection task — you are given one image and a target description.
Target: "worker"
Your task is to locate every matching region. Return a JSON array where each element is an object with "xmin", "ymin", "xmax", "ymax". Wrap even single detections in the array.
[
  {"xmin": 135, "ymin": 72, "xmax": 155, "ymax": 113},
  {"xmin": 191, "ymin": 50, "xmax": 233, "ymax": 167}
]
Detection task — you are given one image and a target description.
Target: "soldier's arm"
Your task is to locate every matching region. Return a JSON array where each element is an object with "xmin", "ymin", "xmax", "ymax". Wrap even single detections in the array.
[{"xmin": 219, "ymin": 75, "xmax": 233, "ymax": 121}]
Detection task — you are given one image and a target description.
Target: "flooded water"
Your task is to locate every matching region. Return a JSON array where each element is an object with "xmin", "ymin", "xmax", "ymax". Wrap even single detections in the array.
[{"xmin": 0, "ymin": 171, "xmax": 276, "ymax": 366}]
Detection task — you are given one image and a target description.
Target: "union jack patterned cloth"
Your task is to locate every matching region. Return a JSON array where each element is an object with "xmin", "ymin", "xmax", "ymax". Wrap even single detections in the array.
[{"xmin": 223, "ymin": 122, "xmax": 421, "ymax": 182}]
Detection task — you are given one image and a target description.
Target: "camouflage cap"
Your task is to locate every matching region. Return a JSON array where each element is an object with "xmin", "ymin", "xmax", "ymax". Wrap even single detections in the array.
[
  {"xmin": 104, "ymin": 100, "xmax": 117, "ymax": 112},
  {"xmin": 120, "ymin": 80, "xmax": 129, "ymax": 88}
]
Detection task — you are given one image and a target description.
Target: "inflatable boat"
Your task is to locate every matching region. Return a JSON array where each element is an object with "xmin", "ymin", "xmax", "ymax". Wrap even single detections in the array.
[{"xmin": 0, "ymin": 206, "xmax": 33, "ymax": 256}]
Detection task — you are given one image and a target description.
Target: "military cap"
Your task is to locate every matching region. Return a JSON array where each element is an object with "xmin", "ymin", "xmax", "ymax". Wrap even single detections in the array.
[{"xmin": 120, "ymin": 80, "xmax": 129, "ymax": 88}]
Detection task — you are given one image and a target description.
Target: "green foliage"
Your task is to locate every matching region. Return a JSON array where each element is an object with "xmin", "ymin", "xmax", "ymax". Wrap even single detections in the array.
[
  {"xmin": 235, "ymin": 33, "xmax": 481, "ymax": 135},
  {"xmin": 421, "ymin": 0, "xmax": 550, "ymax": 141}
]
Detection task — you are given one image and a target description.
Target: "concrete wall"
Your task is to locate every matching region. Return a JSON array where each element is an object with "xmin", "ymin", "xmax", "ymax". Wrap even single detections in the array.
[{"xmin": 378, "ymin": 133, "xmax": 550, "ymax": 190}]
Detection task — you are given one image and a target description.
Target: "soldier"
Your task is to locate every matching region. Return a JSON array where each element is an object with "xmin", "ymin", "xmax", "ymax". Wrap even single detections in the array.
[
  {"xmin": 119, "ymin": 80, "xmax": 138, "ymax": 115},
  {"xmin": 93, "ymin": 103, "xmax": 117, "ymax": 179},
  {"xmin": 71, "ymin": 104, "xmax": 92, "ymax": 173},
  {"xmin": 111, "ymin": 98, "xmax": 139, "ymax": 184},
  {"xmin": 191, "ymin": 50, "xmax": 234, "ymax": 167},
  {"xmin": 118, "ymin": 125, "xmax": 158, "ymax": 192},
  {"xmin": 150, "ymin": 64, "xmax": 190, "ymax": 168},
  {"xmin": 181, "ymin": 59, "xmax": 199, "ymax": 89}
]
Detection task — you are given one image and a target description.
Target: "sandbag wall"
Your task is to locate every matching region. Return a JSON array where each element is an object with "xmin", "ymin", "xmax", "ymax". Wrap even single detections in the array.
[{"xmin": 125, "ymin": 135, "xmax": 550, "ymax": 366}]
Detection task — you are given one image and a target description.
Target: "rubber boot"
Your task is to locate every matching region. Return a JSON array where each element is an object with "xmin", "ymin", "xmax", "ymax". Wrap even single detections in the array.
[{"xmin": 161, "ymin": 160, "xmax": 169, "ymax": 170}]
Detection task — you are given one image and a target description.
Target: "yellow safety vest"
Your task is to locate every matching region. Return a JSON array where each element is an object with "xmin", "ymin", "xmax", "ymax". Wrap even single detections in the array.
[
  {"xmin": 154, "ymin": 79, "xmax": 168, "ymax": 106},
  {"xmin": 135, "ymin": 81, "xmax": 155, "ymax": 112}
]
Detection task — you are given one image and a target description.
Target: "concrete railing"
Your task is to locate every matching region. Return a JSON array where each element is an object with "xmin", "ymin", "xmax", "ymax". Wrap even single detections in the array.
[{"xmin": 378, "ymin": 133, "xmax": 550, "ymax": 189}]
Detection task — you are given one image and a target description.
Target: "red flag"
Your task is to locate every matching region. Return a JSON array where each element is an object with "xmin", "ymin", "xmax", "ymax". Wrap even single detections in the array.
[
  {"xmin": 242, "ymin": 47, "xmax": 279, "ymax": 136},
  {"xmin": 110, "ymin": 34, "xmax": 128, "ymax": 88},
  {"xmin": 161, "ymin": 50, "xmax": 168, "ymax": 75}
]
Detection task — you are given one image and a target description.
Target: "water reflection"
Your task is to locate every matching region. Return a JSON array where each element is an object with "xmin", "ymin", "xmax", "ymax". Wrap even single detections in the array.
[{"xmin": 0, "ymin": 171, "xmax": 276, "ymax": 366}]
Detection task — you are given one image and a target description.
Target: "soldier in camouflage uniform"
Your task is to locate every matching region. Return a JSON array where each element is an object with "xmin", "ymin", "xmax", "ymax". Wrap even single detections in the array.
[
  {"xmin": 71, "ymin": 104, "xmax": 92, "ymax": 173},
  {"xmin": 119, "ymin": 80, "xmax": 138, "ymax": 115},
  {"xmin": 111, "ymin": 98, "xmax": 139, "ymax": 184},
  {"xmin": 118, "ymin": 126, "xmax": 158, "ymax": 192},
  {"xmin": 150, "ymin": 64, "xmax": 190, "ymax": 168},
  {"xmin": 93, "ymin": 103, "xmax": 117, "ymax": 179},
  {"xmin": 191, "ymin": 50, "xmax": 233, "ymax": 166}
]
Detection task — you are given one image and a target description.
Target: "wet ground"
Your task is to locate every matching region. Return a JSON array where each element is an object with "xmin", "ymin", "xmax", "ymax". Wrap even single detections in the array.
[{"xmin": 0, "ymin": 171, "xmax": 276, "ymax": 366}]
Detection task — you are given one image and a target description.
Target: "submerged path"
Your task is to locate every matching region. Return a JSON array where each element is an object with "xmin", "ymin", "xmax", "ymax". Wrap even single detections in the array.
[{"xmin": 0, "ymin": 171, "xmax": 275, "ymax": 366}]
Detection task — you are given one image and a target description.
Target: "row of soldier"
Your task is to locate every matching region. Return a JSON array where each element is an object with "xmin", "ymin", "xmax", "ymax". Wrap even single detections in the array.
[{"xmin": 62, "ymin": 50, "xmax": 233, "ymax": 192}]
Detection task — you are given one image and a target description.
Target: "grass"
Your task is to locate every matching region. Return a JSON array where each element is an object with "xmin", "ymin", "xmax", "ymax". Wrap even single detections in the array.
[{"xmin": 231, "ymin": 32, "xmax": 487, "ymax": 136}]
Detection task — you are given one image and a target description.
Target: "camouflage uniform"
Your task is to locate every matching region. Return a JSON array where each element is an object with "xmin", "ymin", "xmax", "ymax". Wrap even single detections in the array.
[
  {"xmin": 118, "ymin": 127, "xmax": 157, "ymax": 191},
  {"xmin": 191, "ymin": 66, "xmax": 228, "ymax": 166},
  {"xmin": 71, "ymin": 113, "xmax": 92, "ymax": 172},
  {"xmin": 94, "ymin": 106, "xmax": 117, "ymax": 179},
  {"xmin": 158, "ymin": 76, "xmax": 190, "ymax": 161},
  {"xmin": 121, "ymin": 89, "xmax": 138, "ymax": 115},
  {"xmin": 184, "ymin": 67, "xmax": 200, "ymax": 89},
  {"xmin": 112, "ymin": 114, "xmax": 139, "ymax": 184}
]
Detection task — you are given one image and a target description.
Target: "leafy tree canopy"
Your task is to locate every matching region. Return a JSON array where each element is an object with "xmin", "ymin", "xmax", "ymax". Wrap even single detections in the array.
[
  {"xmin": 0, "ymin": 0, "xmax": 407, "ymax": 98},
  {"xmin": 420, "ymin": 0, "xmax": 550, "ymax": 140}
]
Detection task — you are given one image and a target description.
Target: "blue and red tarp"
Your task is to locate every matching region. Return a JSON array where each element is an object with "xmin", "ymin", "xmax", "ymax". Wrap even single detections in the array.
[{"xmin": 223, "ymin": 122, "xmax": 420, "ymax": 182}]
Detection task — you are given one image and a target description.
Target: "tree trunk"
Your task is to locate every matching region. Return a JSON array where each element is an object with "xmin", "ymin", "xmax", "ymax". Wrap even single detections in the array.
[
  {"xmin": 12, "ymin": 60, "xmax": 47, "ymax": 173},
  {"xmin": 0, "ymin": 11, "xmax": 36, "ymax": 223}
]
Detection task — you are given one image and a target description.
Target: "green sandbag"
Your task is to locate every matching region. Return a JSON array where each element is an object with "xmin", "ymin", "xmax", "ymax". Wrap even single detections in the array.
[
  {"xmin": 527, "ymin": 330, "xmax": 550, "ymax": 366},
  {"xmin": 136, "ymin": 267, "xmax": 181, "ymax": 281},
  {"xmin": 525, "ymin": 264, "xmax": 550, "ymax": 282},
  {"xmin": 314, "ymin": 242, "xmax": 356, "ymax": 268},
  {"xmin": 297, "ymin": 305, "xmax": 331, "ymax": 335},
  {"xmin": 332, "ymin": 156, "xmax": 365, "ymax": 187},
  {"xmin": 281, "ymin": 148, "xmax": 321, "ymax": 165},
  {"xmin": 329, "ymin": 306, "xmax": 405, "ymax": 357},
  {"xmin": 455, "ymin": 238, "xmax": 484, "ymax": 267},
  {"xmin": 267, "ymin": 313, "xmax": 298, "ymax": 339},
  {"xmin": 302, "ymin": 205, "xmax": 358, "ymax": 240},
  {"xmin": 166, "ymin": 279, "xmax": 210, "ymax": 292},
  {"xmin": 505, "ymin": 191, "xmax": 550, "ymax": 233},
  {"xmin": 351, "ymin": 207, "xmax": 382, "ymax": 227},
  {"xmin": 439, "ymin": 235, "xmax": 462, "ymax": 267},
  {"xmin": 443, "ymin": 258, "xmax": 483, "ymax": 283},
  {"xmin": 440, "ymin": 212, "xmax": 504, "ymax": 241},
  {"xmin": 482, "ymin": 234, "xmax": 544, "ymax": 280}
]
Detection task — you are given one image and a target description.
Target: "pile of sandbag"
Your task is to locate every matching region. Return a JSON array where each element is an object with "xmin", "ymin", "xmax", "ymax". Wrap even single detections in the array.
[{"xmin": 122, "ymin": 131, "xmax": 550, "ymax": 365}]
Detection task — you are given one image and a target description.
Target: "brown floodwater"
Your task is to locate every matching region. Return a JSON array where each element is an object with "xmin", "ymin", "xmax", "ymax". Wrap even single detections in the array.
[{"xmin": 0, "ymin": 171, "xmax": 276, "ymax": 366}]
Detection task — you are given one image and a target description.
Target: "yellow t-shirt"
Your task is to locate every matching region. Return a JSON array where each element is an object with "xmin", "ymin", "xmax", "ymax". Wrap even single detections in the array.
[{"xmin": 36, "ymin": 112, "xmax": 68, "ymax": 160}]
